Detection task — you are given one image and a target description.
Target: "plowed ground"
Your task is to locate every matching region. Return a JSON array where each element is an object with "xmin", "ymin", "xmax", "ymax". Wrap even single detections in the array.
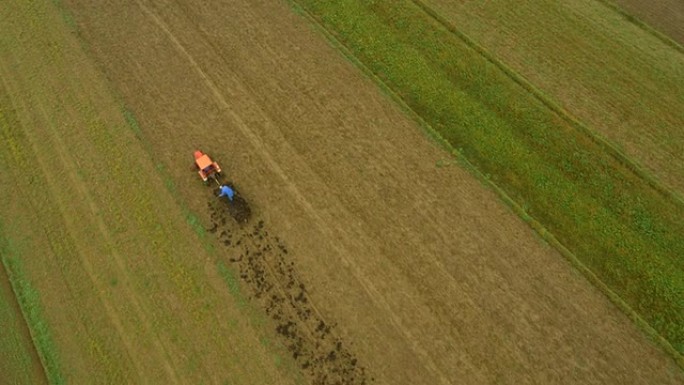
[{"xmin": 56, "ymin": 0, "xmax": 684, "ymax": 384}]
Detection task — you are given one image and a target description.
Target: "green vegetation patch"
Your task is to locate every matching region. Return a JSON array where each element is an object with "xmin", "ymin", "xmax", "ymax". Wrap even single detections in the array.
[
  {"xmin": 217, "ymin": 261, "xmax": 247, "ymax": 309},
  {"xmin": 0, "ymin": 262, "xmax": 45, "ymax": 385},
  {"xmin": 419, "ymin": 0, "xmax": 684, "ymax": 195},
  {"xmin": 0, "ymin": 84, "xmax": 63, "ymax": 385},
  {"xmin": 0, "ymin": 229, "xmax": 64, "ymax": 385},
  {"xmin": 294, "ymin": 0, "xmax": 684, "ymax": 355}
]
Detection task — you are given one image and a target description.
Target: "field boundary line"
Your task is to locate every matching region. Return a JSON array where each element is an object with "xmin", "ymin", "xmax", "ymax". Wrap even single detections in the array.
[
  {"xmin": 409, "ymin": 0, "xmax": 684, "ymax": 207},
  {"xmin": 287, "ymin": 0, "xmax": 684, "ymax": 370},
  {"xmin": 594, "ymin": 0, "xmax": 684, "ymax": 54}
]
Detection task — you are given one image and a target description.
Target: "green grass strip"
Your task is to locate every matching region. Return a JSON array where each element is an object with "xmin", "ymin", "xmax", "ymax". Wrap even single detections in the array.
[
  {"xmin": 0, "ymin": 232, "xmax": 65, "ymax": 385},
  {"xmin": 0, "ymin": 265, "xmax": 44, "ymax": 384},
  {"xmin": 291, "ymin": 0, "xmax": 684, "ymax": 360},
  {"xmin": 217, "ymin": 261, "xmax": 247, "ymax": 309}
]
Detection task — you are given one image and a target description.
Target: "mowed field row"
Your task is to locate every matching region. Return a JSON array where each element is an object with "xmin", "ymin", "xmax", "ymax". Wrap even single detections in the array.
[
  {"xmin": 292, "ymin": 0, "xmax": 684, "ymax": 360},
  {"xmin": 0, "ymin": 1, "xmax": 300, "ymax": 383}
]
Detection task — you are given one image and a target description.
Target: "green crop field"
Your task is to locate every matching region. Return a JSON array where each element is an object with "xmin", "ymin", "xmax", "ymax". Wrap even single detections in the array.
[
  {"xmin": 420, "ymin": 0, "xmax": 684, "ymax": 196},
  {"xmin": 292, "ymin": 0, "xmax": 684, "ymax": 360}
]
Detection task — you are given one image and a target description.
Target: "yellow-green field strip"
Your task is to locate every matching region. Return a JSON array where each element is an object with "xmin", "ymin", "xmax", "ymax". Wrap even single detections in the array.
[{"xmin": 0, "ymin": 90, "xmax": 64, "ymax": 384}]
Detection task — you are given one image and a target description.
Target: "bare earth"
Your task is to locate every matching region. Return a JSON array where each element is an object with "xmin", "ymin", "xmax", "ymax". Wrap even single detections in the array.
[
  {"xmin": 52, "ymin": 0, "xmax": 684, "ymax": 384},
  {"xmin": 613, "ymin": 0, "xmax": 684, "ymax": 45}
]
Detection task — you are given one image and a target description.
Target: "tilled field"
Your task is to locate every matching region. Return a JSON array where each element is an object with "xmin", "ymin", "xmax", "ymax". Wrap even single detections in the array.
[
  {"xmin": 209, "ymin": 201, "xmax": 368, "ymax": 384},
  {"xmin": 52, "ymin": 0, "xmax": 684, "ymax": 384}
]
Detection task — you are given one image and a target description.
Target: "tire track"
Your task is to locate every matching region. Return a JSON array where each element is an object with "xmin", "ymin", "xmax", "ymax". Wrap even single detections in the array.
[{"xmin": 208, "ymin": 200, "xmax": 369, "ymax": 384}]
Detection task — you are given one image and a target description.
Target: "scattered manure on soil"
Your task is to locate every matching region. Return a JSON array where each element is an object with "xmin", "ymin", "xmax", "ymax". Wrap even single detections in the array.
[
  {"xmin": 207, "ymin": 201, "xmax": 370, "ymax": 384},
  {"xmin": 213, "ymin": 182, "xmax": 251, "ymax": 224}
]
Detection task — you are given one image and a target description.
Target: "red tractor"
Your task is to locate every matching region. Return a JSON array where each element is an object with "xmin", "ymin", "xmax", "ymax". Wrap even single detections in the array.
[
  {"xmin": 193, "ymin": 150, "xmax": 251, "ymax": 223},
  {"xmin": 193, "ymin": 150, "xmax": 222, "ymax": 185}
]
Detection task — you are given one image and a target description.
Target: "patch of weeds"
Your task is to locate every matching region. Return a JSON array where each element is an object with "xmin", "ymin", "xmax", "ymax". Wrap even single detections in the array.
[{"xmin": 217, "ymin": 261, "xmax": 245, "ymax": 309}]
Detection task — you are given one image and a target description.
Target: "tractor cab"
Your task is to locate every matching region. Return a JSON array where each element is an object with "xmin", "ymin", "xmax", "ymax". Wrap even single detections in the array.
[{"xmin": 194, "ymin": 150, "xmax": 222, "ymax": 183}]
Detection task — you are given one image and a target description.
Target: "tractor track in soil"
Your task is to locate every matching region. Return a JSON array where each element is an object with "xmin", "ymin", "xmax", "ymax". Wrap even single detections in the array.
[{"xmin": 207, "ymin": 203, "xmax": 369, "ymax": 385}]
